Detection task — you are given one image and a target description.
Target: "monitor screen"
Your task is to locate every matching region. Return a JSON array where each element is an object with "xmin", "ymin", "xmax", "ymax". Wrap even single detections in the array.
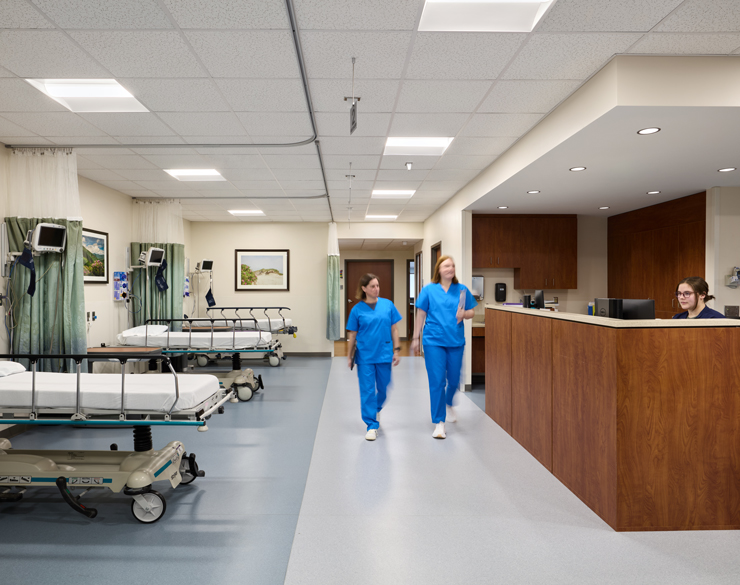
[
  {"xmin": 622, "ymin": 299, "xmax": 655, "ymax": 320},
  {"xmin": 35, "ymin": 224, "xmax": 66, "ymax": 248},
  {"xmin": 533, "ymin": 289, "xmax": 545, "ymax": 309},
  {"xmin": 201, "ymin": 259, "xmax": 213, "ymax": 271},
  {"xmin": 147, "ymin": 247, "xmax": 165, "ymax": 266}
]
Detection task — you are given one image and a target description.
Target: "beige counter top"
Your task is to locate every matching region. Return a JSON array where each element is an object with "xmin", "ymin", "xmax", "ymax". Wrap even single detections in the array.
[{"xmin": 485, "ymin": 304, "xmax": 740, "ymax": 328}]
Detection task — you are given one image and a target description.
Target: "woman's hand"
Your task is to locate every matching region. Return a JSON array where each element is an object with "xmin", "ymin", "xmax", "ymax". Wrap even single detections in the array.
[
  {"xmin": 411, "ymin": 338, "xmax": 420, "ymax": 355},
  {"xmin": 347, "ymin": 355, "xmax": 353, "ymax": 369},
  {"xmin": 393, "ymin": 351, "xmax": 400, "ymax": 366}
]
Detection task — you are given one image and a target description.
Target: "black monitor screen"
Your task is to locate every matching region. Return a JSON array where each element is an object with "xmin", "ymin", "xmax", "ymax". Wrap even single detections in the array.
[
  {"xmin": 37, "ymin": 226, "xmax": 66, "ymax": 248},
  {"xmin": 533, "ymin": 289, "xmax": 545, "ymax": 309},
  {"xmin": 149, "ymin": 248, "xmax": 164, "ymax": 263},
  {"xmin": 622, "ymin": 299, "xmax": 655, "ymax": 320},
  {"xmin": 201, "ymin": 260, "xmax": 213, "ymax": 271}
]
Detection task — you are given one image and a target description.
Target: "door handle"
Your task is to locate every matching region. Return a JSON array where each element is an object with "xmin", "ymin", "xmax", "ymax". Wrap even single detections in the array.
[
  {"xmin": 552, "ymin": 279, "xmax": 554, "ymax": 288},
  {"xmin": 544, "ymin": 279, "xmax": 547, "ymax": 286},
  {"xmin": 497, "ymin": 257, "xmax": 499, "ymax": 265},
  {"xmin": 489, "ymin": 256, "xmax": 492, "ymax": 265},
  {"xmin": 348, "ymin": 299, "xmax": 353, "ymax": 303}
]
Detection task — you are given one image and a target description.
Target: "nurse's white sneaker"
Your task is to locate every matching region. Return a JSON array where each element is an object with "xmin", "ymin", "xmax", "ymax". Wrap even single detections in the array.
[
  {"xmin": 432, "ymin": 422, "xmax": 446, "ymax": 439},
  {"xmin": 365, "ymin": 429, "xmax": 378, "ymax": 441},
  {"xmin": 446, "ymin": 406, "xmax": 457, "ymax": 422}
]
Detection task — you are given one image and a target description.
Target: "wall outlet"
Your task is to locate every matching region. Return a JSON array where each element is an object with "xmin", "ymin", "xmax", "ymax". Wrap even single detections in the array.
[{"xmin": 724, "ymin": 305, "xmax": 739, "ymax": 318}]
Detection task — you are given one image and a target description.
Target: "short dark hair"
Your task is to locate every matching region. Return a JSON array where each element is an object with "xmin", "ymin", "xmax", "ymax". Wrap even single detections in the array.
[
  {"xmin": 676, "ymin": 276, "xmax": 714, "ymax": 302},
  {"xmin": 356, "ymin": 273, "xmax": 379, "ymax": 300}
]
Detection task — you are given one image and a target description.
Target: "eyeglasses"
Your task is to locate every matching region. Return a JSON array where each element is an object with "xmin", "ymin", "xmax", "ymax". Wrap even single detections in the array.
[{"xmin": 675, "ymin": 291, "xmax": 695, "ymax": 298}]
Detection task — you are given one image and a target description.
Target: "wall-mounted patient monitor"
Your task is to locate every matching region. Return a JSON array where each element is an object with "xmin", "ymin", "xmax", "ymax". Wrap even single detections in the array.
[
  {"xmin": 200, "ymin": 259, "xmax": 213, "ymax": 271},
  {"xmin": 145, "ymin": 247, "xmax": 165, "ymax": 267},
  {"xmin": 32, "ymin": 223, "xmax": 67, "ymax": 253}
]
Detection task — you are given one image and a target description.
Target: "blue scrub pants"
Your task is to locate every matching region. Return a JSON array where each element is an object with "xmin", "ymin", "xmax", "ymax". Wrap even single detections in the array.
[
  {"xmin": 356, "ymin": 362, "xmax": 392, "ymax": 430},
  {"xmin": 422, "ymin": 344, "xmax": 464, "ymax": 424}
]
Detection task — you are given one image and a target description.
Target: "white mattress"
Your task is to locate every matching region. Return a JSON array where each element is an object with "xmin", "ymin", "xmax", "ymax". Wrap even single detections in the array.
[
  {"xmin": 0, "ymin": 372, "xmax": 220, "ymax": 412},
  {"xmin": 198, "ymin": 318, "xmax": 293, "ymax": 332},
  {"xmin": 116, "ymin": 330, "xmax": 273, "ymax": 349}
]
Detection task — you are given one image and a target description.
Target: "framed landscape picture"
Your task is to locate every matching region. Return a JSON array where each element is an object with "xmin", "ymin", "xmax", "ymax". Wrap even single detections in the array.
[
  {"xmin": 235, "ymin": 249, "xmax": 289, "ymax": 291},
  {"xmin": 82, "ymin": 228, "xmax": 109, "ymax": 284}
]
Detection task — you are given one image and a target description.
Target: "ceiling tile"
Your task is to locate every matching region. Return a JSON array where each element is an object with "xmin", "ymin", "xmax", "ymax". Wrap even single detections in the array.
[
  {"xmin": 315, "ymin": 112, "xmax": 391, "ymax": 137},
  {"xmin": 406, "ymin": 33, "xmax": 526, "ymax": 80},
  {"xmin": 325, "ymin": 169, "xmax": 376, "ymax": 182},
  {"xmin": 119, "ymin": 78, "xmax": 231, "ymax": 112},
  {"xmin": 323, "ymin": 155, "xmax": 381, "ymax": 169},
  {"xmin": 186, "ymin": 30, "xmax": 300, "ymax": 78},
  {"xmin": 254, "ymin": 140, "xmax": 316, "ymax": 155},
  {"xmin": 538, "ymin": 0, "xmax": 684, "ymax": 32},
  {"xmin": 220, "ymin": 168, "xmax": 276, "ymax": 181},
  {"xmin": 231, "ymin": 180, "xmax": 283, "ymax": 190},
  {"xmin": 236, "ymin": 112, "xmax": 313, "ymax": 136},
  {"xmin": 116, "ymin": 189, "xmax": 156, "ymax": 197},
  {"xmin": 158, "ymin": 113, "xmax": 248, "ymax": 136},
  {"xmin": 77, "ymin": 169, "xmax": 125, "ymax": 181},
  {"xmin": 134, "ymin": 180, "xmax": 200, "ymax": 190},
  {"xmin": 31, "ymin": 0, "xmax": 173, "ymax": 28},
  {"xmin": 425, "ymin": 169, "xmax": 479, "ymax": 182},
  {"xmin": 261, "ymin": 155, "xmax": 320, "ymax": 170},
  {"xmin": 183, "ymin": 136, "xmax": 255, "ymax": 145},
  {"xmin": 309, "ymin": 79, "xmax": 400, "ymax": 113},
  {"xmin": 1, "ymin": 112, "xmax": 108, "ymax": 136},
  {"xmin": 215, "ymin": 79, "xmax": 308, "ymax": 112},
  {"xmin": 96, "ymin": 180, "xmax": 148, "ymax": 191},
  {"xmin": 72, "ymin": 142, "xmax": 131, "ymax": 152},
  {"xmin": 113, "ymin": 169, "xmax": 172, "ymax": 181},
  {"xmin": 418, "ymin": 179, "xmax": 467, "ymax": 191},
  {"xmin": 434, "ymin": 155, "xmax": 496, "ymax": 170},
  {"xmin": 654, "ymin": 0, "xmax": 740, "ymax": 33},
  {"xmin": 163, "ymin": 0, "xmax": 289, "ymax": 29},
  {"xmin": 443, "ymin": 136, "xmax": 517, "ymax": 156},
  {"xmin": 2, "ymin": 1, "xmax": 54, "ymax": 28},
  {"xmin": 0, "ymin": 31, "xmax": 110, "ymax": 77},
  {"xmin": 69, "ymin": 31, "xmax": 206, "ymax": 77},
  {"xmin": 389, "ymin": 113, "xmax": 469, "ymax": 136},
  {"xmin": 461, "ymin": 113, "xmax": 543, "ymax": 137},
  {"xmin": 75, "ymin": 156, "xmax": 103, "ymax": 170},
  {"xmin": 628, "ymin": 33, "xmax": 740, "ymax": 54},
  {"xmin": 139, "ymin": 154, "xmax": 208, "ymax": 168},
  {"xmin": 479, "ymin": 80, "xmax": 581, "ymax": 114},
  {"xmin": 79, "ymin": 113, "xmax": 177, "ymax": 137},
  {"xmin": 375, "ymin": 169, "xmax": 428, "ymax": 181},
  {"xmin": 503, "ymin": 33, "xmax": 643, "ymax": 80},
  {"xmin": 113, "ymin": 136, "xmax": 187, "ymax": 145},
  {"xmin": 278, "ymin": 180, "xmax": 326, "ymax": 190},
  {"xmin": 371, "ymin": 180, "xmax": 422, "ymax": 190},
  {"xmin": 295, "ymin": 0, "xmax": 420, "ymax": 30},
  {"xmin": 396, "ymin": 80, "xmax": 492, "ymax": 113},
  {"xmin": 318, "ymin": 137, "xmax": 385, "ymax": 155},
  {"xmin": 236, "ymin": 189, "xmax": 285, "ymax": 198},
  {"xmin": 301, "ymin": 32, "xmax": 413, "ymax": 79},
  {"xmin": 327, "ymin": 179, "xmax": 374, "ymax": 190},
  {"xmin": 0, "ymin": 116, "xmax": 40, "ymax": 136},
  {"xmin": 379, "ymin": 155, "xmax": 439, "ymax": 170},
  {"xmin": 130, "ymin": 146, "xmax": 195, "ymax": 155},
  {"xmin": 83, "ymin": 154, "xmax": 159, "ymax": 169},
  {"xmin": 200, "ymin": 154, "xmax": 269, "ymax": 169}
]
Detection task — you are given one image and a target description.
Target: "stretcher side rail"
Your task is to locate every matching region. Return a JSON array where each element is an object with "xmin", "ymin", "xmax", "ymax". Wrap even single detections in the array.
[
  {"xmin": 146, "ymin": 317, "xmax": 264, "ymax": 350},
  {"xmin": 204, "ymin": 306, "xmax": 297, "ymax": 334}
]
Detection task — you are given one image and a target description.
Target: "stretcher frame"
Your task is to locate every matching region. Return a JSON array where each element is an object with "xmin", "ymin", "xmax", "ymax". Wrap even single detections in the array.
[{"xmin": 202, "ymin": 306, "xmax": 298, "ymax": 335}]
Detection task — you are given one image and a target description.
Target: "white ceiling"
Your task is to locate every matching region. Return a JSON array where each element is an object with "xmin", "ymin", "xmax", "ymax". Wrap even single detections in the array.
[
  {"xmin": 0, "ymin": 0, "xmax": 739, "ymax": 223},
  {"xmin": 338, "ymin": 238, "xmax": 421, "ymax": 251}
]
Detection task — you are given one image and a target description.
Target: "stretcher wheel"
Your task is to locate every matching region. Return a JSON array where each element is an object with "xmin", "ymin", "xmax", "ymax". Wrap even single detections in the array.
[
  {"xmin": 269, "ymin": 355, "xmax": 280, "ymax": 367},
  {"xmin": 131, "ymin": 490, "xmax": 166, "ymax": 524},
  {"xmin": 178, "ymin": 453, "xmax": 204, "ymax": 486},
  {"xmin": 196, "ymin": 355, "xmax": 208, "ymax": 367},
  {"xmin": 237, "ymin": 385, "xmax": 253, "ymax": 402}
]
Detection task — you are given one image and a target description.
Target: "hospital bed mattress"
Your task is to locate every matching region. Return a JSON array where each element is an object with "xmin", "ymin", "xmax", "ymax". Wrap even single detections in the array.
[
  {"xmin": 191, "ymin": 318, "xmax": 293, "ymax": 332},
  {"xmin": 0, "ymin": 372, "xmax": 219, "ymax": 412},
  {"xmin": 117, "ymin": 330, "xmax": 273, "ymax": 349}
]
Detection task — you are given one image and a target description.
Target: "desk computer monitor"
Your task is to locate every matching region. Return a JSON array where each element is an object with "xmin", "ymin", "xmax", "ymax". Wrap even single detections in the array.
[
  {"xmin": 532, "ymin": 289, "xmax": 545, "ymax": 309},
  {"xmin": 622, "ymin": 299, "xmax": 655, "ymax": 320}
]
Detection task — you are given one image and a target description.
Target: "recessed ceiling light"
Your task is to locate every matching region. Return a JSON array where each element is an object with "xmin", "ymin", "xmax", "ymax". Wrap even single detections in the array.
[
  {"xmin": 165, "ymin": 169, "xmax": 225, "ymax": 182},
  {"xmin": 372, "ymin": 190, "xmax": 415, "ymax": 199},
  {"xmin": 405, "ymin": 162, "xmax": 413, "ymax": 171},
  {"xmin": 366, "ymin": 215, "xmax": 398, "ymax": 220},
  {"xmin": 228, "ymin": 209, "xmax": 264, "ymax": 216},
  {"xmin": 25, "ymin": 79, "xmax": 148, "ymax": 113},
  {"xmin": 637, "ymin": 127, "xmax": 661, "ymax": 135},
  {"xmin": 498, "ymin": 206, "xmax": 508, "ymax": 209},
  {"xmin": 384, "ymin": 137, "xmax": 454, "ymax": 156},
  {"xmin": 527, "ymin": 190, "xmax": 540, "ymax": 194},
  {"xmin": 599, "ymin": 206, "xmax": 610, "ymax": 210},
  {"xmin": 647, "ymin": 190, "xmax": 661, "ymax": 195},
  {"xmin": 718, "ymin": 167, "xmax": 737, "ymax": 172},
  {"xmin": 570, "ymin": 167, "xmax": 586, "ymax": 172},
  {"xmin": 419, "ymin": 0, "xmax": 556, "ymax": 32}
]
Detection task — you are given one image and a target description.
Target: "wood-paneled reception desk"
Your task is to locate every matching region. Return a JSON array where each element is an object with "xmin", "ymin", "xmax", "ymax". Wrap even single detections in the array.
[{"xmin": 485, "ymin": 305, "xmax": 740, "ymax": 531}]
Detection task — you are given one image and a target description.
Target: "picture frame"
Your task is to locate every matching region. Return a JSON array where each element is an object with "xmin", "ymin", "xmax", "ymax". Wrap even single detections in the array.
[
  {"xmin": 235, "ymin": 249, "xmax": 289, "ymax": 291},
  {"xmin": 82, "ymin": 228, "xmax": 109, "ymax": 284}
]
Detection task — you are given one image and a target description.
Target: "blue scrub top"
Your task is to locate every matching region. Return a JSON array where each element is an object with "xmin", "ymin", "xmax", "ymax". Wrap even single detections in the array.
[
  {"xmin": 672, "ymin": 306, "xmax": 725, "ymax": 319},
  {"xmin": 416, "ymin": 282, "xmax": 477, "ymax": 347},
  {"xmin": 347, "ymin": 297, "xmax": 402, "ymax": 364}
]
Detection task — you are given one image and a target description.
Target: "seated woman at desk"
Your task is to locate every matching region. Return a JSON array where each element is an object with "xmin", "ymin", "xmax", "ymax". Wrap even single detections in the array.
[{"xmin": 673, "ymin": 277, "xmax": 724, "ymax": 319}]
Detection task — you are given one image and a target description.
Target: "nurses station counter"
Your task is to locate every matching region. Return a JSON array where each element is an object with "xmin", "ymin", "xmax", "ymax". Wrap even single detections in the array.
[{"xmin": 485, "ymin": 305, "xmax": 740, "ymax": 532}]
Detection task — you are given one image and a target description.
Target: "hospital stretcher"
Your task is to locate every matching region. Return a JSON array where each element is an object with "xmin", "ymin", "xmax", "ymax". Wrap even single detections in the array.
[
  {"xmin": 0, "ymin": 352, "xmax": 235, "ymax": 523},
  {"xmin": 199, "ymin": 306, "xmax": 298, "ymax": 335}
]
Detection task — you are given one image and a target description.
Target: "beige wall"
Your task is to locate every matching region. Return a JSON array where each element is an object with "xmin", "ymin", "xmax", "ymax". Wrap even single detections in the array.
[
  {"xmin": 706, "ymin": 187, "xmax": 740, "ymax": 314},
  {"xmin": 189, "ymin": 221, "xmax": 333, "ymax": 355},
  {"xmin": 338, "ymin": 249, "xmax": 415, "ymax": 338}
]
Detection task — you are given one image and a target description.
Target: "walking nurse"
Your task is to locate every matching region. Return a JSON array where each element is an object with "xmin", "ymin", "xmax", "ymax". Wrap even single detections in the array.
[
  {"xmin": 346, "ymin": 273, "xmax": 402, "ymax": 441},
  {"xmin": 412, "ymin": 256, "xmax": 476, "ymax": 439}
]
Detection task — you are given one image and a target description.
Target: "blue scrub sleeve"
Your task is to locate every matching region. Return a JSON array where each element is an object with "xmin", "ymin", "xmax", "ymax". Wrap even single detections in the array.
[
  {"xmin": 463, "ymin": 286, "xmax": 477, "ymax": 310},
  {"xmin": 347, "ymin": 305, "xmax": 359, "ymax": 331},
  {"xmin": 391, "ymin": 303, "xmax": 402, "ymax": 324},
  {"xmin": 416, "ymin": 286, "xmax": 430, "ymax": 312}
]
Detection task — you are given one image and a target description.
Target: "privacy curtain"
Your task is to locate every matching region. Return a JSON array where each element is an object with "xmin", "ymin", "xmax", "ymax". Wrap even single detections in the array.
[
  {"xmin": 131, "ymin": 200, "xmax": 185, "ymax": 329},
  {"xmin": 6, "ymin": 149, "xmax": 86, "ymax": 370},
  {"xmin": 326, "ymin": 222, "xmax": 341, "ymax": 340}
]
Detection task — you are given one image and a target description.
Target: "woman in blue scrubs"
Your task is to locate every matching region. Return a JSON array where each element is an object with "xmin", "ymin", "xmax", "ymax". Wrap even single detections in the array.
[
  {"xmin": 346, "ymin": 273, "xmax": 402, "ymax": 441},
  {"xmin": 412, "ymin": 256, "xmax": 477, "ymax": 439},
  {"xmin": 673, "ymin": 277, "xmax": 724, "ymax": 319}
]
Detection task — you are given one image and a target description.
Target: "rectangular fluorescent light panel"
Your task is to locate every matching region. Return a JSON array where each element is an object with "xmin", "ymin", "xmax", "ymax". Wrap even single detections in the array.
[
  {"xmin": 366, "ymin": 215, "xmax": 398, "ymax": 220},
  {"xmin": 165, "ymin": 169, "xmax": 226, "ymax": 182},
  {"xmin": 419, "ymin": 0, "xmax": 555, "ymax": 32},
  {"xmin": 383, "ymin": 137, "xmax": 454, "ymax": 156},
  {"xmin": 25, "ymin": 79, "xmax": 149, "ymax": 112},
  {"xmin": 228, "ymin": 210, "xmax": 265, "ymax": 216},
  {"xmin": 372, "ymin": 190, "xmax": 416, "ymax": 199}
]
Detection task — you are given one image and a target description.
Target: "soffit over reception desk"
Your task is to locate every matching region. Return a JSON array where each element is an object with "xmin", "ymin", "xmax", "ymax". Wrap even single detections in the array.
[{"xmin": 485, "ymin": 305, "xmax": 740, "ymax": 532}]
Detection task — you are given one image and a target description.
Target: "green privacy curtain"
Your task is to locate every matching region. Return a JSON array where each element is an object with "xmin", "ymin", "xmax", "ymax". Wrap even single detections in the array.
[
  {"xmin": 326, "ymin": 222, "xmax": 341, "ymax": 340},
  {"xmin": 130, "ymin": 242, "xmax": 185, "ymax": 331},
  {"xmin": 6, "ymin": 218, "xmax": 86, "ymax": 371}
]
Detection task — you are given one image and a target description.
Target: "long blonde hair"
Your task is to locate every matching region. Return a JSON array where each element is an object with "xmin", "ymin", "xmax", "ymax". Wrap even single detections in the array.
[{"xmin": 432, "ymin": 255, "xmax": 458, "ymax": 284}]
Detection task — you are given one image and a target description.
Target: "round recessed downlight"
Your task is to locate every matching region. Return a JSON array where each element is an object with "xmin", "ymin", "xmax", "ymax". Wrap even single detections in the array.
[
  {"xmin": 599, "ymin": 206, "xmax": 610, "ymax": 210},
  {"xmin": 527, "ymin": 190, "xmax": 540, "ymax": 194},
  {"xmin": 647, "ymin": 191, "xmax": 660, "ymax": 195},
  {"xmin": 718, "ymin": 167, "xmax": 737, "ymax": 172},
  {"xmin": 498, "ymin": 206, "xmax": 508, "ymax": 209},
  {"xmin": 570, "ymin": 166, "xmax": 586, "ymax": 172},
  {"xmin": 637, "ymin": 127, "xmax": 660, "ymax": 135}
]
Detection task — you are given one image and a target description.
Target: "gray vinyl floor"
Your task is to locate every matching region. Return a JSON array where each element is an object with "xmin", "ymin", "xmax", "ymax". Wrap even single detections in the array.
[{"xmin": 3, "ymin": 357, "xmax": 740, "ymax": 585}]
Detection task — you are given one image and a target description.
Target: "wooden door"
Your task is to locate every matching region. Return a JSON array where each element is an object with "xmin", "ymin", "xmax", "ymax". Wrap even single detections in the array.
[
  {"xmin": 472, "ymin": 216, "xmax": 494, "ymax": 268},
  {"xmin": 431, "ymin": 242, "xmax": 442, "ymax": 276},
  {"xmin": 652, "ymin": 226, "xmax": 679, "ymax": 315},
  {"xmin": 549, "ymin": 216, "xmax": 577, "ymax": 289},
  {"xmin": 629, "ymin": 231, "xmax": 653, "ymax": 299},
  {"xmin": 493, "ymin": 216, "xmax": 522, "ymax": 268},
  {"xmin": 678, "ymin": 221, "xmax": 706, "ymax": 280},
  {"xmin": 517, "ymin": 217, "xmax": 549, "ymax": 289},
  {"xmin": 345, "ymin": 260, "xmax": 394, "ymax": 328},
  {"xmin": 406, "ymin": 259, "xmax": 414, "ymax": 338}
]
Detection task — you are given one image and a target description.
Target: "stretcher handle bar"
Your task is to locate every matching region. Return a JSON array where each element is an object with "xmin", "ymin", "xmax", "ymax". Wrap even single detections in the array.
[
  {"xmin": 0, "ymin": 353, "xmax": 170, "ymax": 362},
  {"xmin": 31, "ymin": 361, "xmax": 37, "ymax": 420},
  {"xmin": 120, "ymin": 361, "xmax": 126, "ymax": 418},
  {"xmin": 76, "ymin": 361, "xmax": 81, "ymax": 416},
  {"xmin": 165, "ymin": 359, "xmax": 180, "ymax": 416},
  {"xmin": 200, "ymin": 389, "xmax": 237, "ymax": 419},
  {"xmin": 206, "ymin": 306, "xmax": 291, "ymax": 311},
  {"xmin": 0, "ymin": 418, "xmax": 205, "ymax": 427}
]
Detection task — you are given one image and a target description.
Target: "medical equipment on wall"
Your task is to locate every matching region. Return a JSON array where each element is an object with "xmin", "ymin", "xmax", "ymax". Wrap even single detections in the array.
[
  {"xmin": 129, "ymin": 246, "xmax": 167, "ymax": 323},
  {"xmin": 191, "ymin": 260, "xmax": 215, "ymax": 315},
  {"xmin": 0, "ymin": 352, "xmax": 234, "ymax": 523},
  {"xmin": 139, "ymin": 247, "xmax": 165, "ymax": 267},
  {"xmin": 31, "ymin": 223, "xmax": 67, "ymax": 253},
  {"xmin": 113, "ymin": 271, "xmax": 128, "ymax": 301}
]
